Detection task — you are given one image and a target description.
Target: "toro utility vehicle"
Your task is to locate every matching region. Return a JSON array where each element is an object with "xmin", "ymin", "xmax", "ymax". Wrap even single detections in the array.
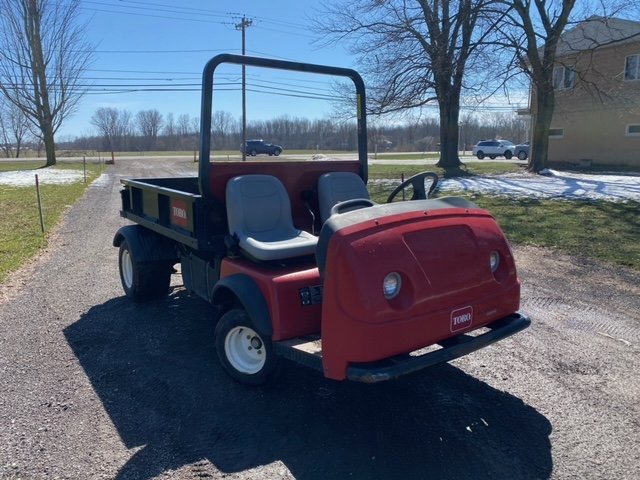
[{"xmin": 114, "ymin": 54, "xmax": 530, "ymax": 384}]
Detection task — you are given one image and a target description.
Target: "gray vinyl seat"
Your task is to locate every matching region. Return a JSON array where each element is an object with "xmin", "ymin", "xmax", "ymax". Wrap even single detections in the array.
[
  {"xmin": 317, "ymin": 172, "xmax": 372, "ymax": 223},
  {"xmin": 226, "ymin": 175, "xmax": 318, "ymax": 261}
]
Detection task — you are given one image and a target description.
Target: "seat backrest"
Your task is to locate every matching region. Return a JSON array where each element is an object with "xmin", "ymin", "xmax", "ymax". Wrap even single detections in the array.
[
  {"xmin": 318, "ymin": 172, "xmax": 370, "ymax": 223},
  {"xmin": 226, "ymin": 174, "xmax": 295, "ymax": 242}
]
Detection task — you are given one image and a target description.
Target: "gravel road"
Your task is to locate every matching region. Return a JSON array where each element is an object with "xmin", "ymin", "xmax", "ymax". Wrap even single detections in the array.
[{"xmin": 1, "ymin": 157, "xmax": 639, "ymax": 479}]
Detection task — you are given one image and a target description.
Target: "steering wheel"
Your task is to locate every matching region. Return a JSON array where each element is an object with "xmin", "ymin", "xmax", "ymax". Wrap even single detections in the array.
[{"xmin": 385, "ymin": 172, "xmax": 439, "ymax": 203}]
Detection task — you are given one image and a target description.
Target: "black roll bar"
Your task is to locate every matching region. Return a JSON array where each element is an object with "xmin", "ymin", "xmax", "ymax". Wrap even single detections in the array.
[{"xmin": 198, "ymin": 54, "xmax": 368, "ymax": 198}]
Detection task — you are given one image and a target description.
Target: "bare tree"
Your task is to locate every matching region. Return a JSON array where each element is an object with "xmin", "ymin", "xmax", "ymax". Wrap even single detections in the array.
[
  {"xmin": 90, "ymin": 107, "xmax": 132, "ymax": 153},
  {"xmin": 499, "ymin": 2, "xmax": 640, "ymax": 171},
  {"xmin": 136, "ymin": 109, "xmax": 163, "ymax": 150},
  {"xmin": 190, "ymin": 116, "xmax": 200, "ymax": 136},
  {"xmin": 163, "ymin": 112, "xmax": 176, "ymax": 137},
  {"xmin": 315, "ymin": 0, "xmax": 504, "ymax": 168},
  {"xmin": 492, "ymin": 0, "xmax": 579, "ymax": 171},
  {"xmin": 176, "ymin": 114, "xmax": 191, "ymax": 137},
  {"xmin": 0, "ymin": 95, "xmax": 31, "ymax": 158},
  {"xmin": 0, "ymin": 102, "xmax": 13, "ymax": 157},
  {"xmin": 0, "ymin": 0, "xmax": 93, "ymax": 166}
]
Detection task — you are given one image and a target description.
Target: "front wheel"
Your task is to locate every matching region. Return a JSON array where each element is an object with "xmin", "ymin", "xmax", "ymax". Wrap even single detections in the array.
[
  {"xmin": 250, "ymin": 150, "xmax": 257, "ymax": 156},
  {"xmin": 518, "ymin": 150, "xmax": 527, "ymax": 160},
  {"xmin": 215, "ymin": 308, "xmax": 278, "ymax": 385},
  {"xmin": 273, "ymin": 149, "xmax": 281, "ymax": 156},
  {"xmin": 504, "ymin": 150, "xmax": 513, "ymax": 159},
  {"xmin": 476, "ymin": 151, "xmax": 485, "ymax": 159},
  {"xmin": 118, "ymin": 240, "xmax": 171, "ymax": 302}
]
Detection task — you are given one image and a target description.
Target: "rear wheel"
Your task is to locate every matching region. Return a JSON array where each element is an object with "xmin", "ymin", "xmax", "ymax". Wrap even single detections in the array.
[
  {"xmin": 476, "ymin": 151, "xmax": 485, "ymax": 159},
  {"xmin": 518, "ymin": 150, "xmax": 527, "ymax": 160},
  {"xmin": 250, "ymin": 150, "xmax": 257, "ymax": 156},
  {"xmin": 273, "ymin": 149, "xmax": 281, "ymax": 156},
  {"xmin": 215, "ymin": 308, "xmax": 278, "ymax": 385},
  {"xmin": 118, "ymin": 240, "xmax": 171, "ymax": 302}
]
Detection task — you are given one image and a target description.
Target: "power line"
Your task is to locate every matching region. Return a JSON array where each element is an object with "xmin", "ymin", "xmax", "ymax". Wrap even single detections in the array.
[
  {"xmin": 78, "ymin": 0, "xmax": 314, "ymax": 36},
  {"xmin": 83, "ymin": 0, "xmax": 231, "ymax": 19},
  {"xmin": 81, "ymin": 48, "xmax": 232, "ymax": 54},
  {"xmin": 79, "ymin": 6, "xmax": 230, "ymax": 25}
]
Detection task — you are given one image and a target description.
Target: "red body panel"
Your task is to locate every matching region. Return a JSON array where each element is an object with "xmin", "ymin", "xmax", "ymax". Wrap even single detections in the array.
[
  {"xmin": 209, "ymin": 160, "xmax": 360, "ymax": 232},
  {"xmin": 220, "ymin": 258, "xmax": 322, "ymax": 341},
  {"xmin": 220, "ymin": 204, "xmax": 521, "ymax": 381},
  {"xmin": 320, "ymin": 207, "xmax": 520, "ymax": 380}
]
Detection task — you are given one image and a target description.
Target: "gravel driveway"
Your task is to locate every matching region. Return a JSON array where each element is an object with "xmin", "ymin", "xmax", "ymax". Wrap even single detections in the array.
[{"xmin": 1, "ymin": 157, "xmax": 638, "ymax": 479}]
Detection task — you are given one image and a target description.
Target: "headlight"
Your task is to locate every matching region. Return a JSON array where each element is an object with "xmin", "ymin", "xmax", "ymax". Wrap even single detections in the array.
[
  {"xmin": 383, "ymin": 272, "xmax": 402, "ymax": 299},
  {"xmin": 490, "ymin": 251, "xmax": 501, "ymax": 272}
]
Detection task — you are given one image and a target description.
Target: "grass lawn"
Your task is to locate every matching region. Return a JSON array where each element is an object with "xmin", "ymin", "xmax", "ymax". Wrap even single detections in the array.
[
  {"xmin": 373, "ymin": 152, "xmax": 440, "ymax": 160},
  {"xmin": 369, "ymin": 161, "xmax": 522, "ymax": 179},
  {"xmin": 472, "ymin": 196, "xmax": 640, "ymax": 270},
  {"xmin": 0, "ymin": 163, "xmax": 103, "ymax": 283},
  {"xmin": 0, "ymin": 161, "xmax": 45, "ymax": 172}
]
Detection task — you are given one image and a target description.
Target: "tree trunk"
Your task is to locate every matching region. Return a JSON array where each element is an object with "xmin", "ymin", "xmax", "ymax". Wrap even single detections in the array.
[
  {"xmin": 27, "ymin": 0, "xmax": 56, "ymax": 166},
  {"xmin": 41, "ymin": 121, "xmax": 56, "ymax": 166},
  {"xmin": 436, "ymin": 92, "xmax": 462, "ymax": 169},
  {"xmin": 528, "ymin": 83, "xmax": 555, "ymax": 173}
]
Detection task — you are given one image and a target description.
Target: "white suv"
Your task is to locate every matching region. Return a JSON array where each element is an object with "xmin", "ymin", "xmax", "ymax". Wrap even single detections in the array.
[{"xmin": 472, "ymin": 140, "xmax": 515, "ymax": 159}]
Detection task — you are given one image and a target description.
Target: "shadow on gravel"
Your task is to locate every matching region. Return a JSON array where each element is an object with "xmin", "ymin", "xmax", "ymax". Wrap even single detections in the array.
[{"xmin": 65, "ymin": 290, "xmax": 552, "ymax": 480}]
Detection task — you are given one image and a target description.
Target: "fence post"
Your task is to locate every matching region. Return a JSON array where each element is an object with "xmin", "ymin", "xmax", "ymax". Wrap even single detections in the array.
[
  {"xmin": 35, "ymin": 174, "xmax": 45, "ymax": 234},
  {"xmin": 83, "ymin": 155, "xmax": 87, "ymax": 183},
  {"xmin": 401, "ymin": 173, "xmax": 405, "ymax": 201}
]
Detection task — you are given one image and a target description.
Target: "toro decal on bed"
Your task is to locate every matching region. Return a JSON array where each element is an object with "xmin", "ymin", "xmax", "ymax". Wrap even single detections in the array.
[
  {"xmin": 451, "ymin": 306, "xmax": 473, "ymax": 333},
  {"xmin": 170, "ymin": 198, "xmax": 189, "ymax": 228}
]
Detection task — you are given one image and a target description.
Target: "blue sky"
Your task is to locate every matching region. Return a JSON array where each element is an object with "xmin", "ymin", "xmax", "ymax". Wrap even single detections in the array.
[{"xmin": 62, "ymin": 0, "xmax": 354, "ymax": 138}]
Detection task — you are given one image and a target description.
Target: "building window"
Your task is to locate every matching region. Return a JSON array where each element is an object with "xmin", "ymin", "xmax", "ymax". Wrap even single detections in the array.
[
  {"xmin": 548, "ymin": 128, "xmax": 564, "ymax": 138},
  {"xmin": 626, "ymin": 124, "xmax": 640, "ymax": 136},
  {"xmin": 553, "ymin": 66, "xmax": 576, "ymax": 90},
  {"xmin": 624, "ymin": 54, "xmax": 640, "ymax": 81}
]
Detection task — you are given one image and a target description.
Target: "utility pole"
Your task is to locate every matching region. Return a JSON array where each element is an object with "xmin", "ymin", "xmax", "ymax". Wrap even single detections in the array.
[{"xmin": 235, "ymin": 15, "xmax": 252, "ymax": 161}]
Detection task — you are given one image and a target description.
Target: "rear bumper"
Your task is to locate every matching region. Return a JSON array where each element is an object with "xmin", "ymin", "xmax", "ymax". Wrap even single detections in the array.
[{"xmin": 347, "ymin": 312, "xmax": 530, "ymax": 383}]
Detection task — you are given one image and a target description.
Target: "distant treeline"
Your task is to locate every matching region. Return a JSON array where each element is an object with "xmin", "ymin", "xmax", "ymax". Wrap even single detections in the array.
[{"xmin": 56, "ymin": 109, "xmax": 529, "ymax": 153}]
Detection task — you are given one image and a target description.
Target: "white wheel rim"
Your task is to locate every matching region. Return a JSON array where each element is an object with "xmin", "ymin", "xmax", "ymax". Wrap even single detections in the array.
[
  {"xmin": 121, "ymin": 249, "xmax": 133, "ymax": 289},
  {"xmin": 224, "ymin": 326, "xmax": 266, "ymax": 374}
]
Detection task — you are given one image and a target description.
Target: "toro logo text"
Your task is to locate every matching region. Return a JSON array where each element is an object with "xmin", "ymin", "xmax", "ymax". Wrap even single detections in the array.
[
  {"xmin": 450, "ymin": 306, "xmax": 473, "ymax": 333},
  {"xmin": 170, "ymin": 198, "xmax": 189, "ymax": 228}
]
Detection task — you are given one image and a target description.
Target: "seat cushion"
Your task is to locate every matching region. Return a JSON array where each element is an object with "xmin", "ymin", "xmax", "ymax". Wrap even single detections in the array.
[
  {"xmin": 226, "ymin": 175, "xmax": 317, "ymax": 261},
  {"xmin": 242, "ymin": 229, "xmax": 317, "ymax": 261}
]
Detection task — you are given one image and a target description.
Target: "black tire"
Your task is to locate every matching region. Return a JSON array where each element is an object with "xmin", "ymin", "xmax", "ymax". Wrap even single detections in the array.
[
  {"xmin": 215, "ymin": 308, "xmax": 278, "ymax": 385},
  {"xmin": 504, "ymin": 150, "xmax": 513, "ymax": 159},
  {"xmin": 250, "ymin": 150, "xmax": 257, "ymax": 156},
  {"xmin": 118, "ymin": 240, "xmax": 171, "ymax": 302},
  {"xmin": 518, "ymin": 150, "xmax": 527, "ymax": 160},
  {"xmin": 273, "ymin": 149, "xmax": 281, "ymax": 156},
  {"xmin": 476, "ymin": 151, "xmax": 485, "ymax": 159},
  {"xmin": 489, "ymin": 155, "xmax": 496, "ymax": 159}
]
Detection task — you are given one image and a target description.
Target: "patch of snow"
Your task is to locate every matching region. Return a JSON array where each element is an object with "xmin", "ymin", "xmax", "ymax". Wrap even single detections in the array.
[
  {"xmin": 0, "ymin": 167, "xmax": 85, "ymax": 187},
  {"xmin": 437, "ymin": 171, "xmax": 640, "ymax": 202},
  {"xmin": 89, "ymin": 173, "xmax": 111, "ymax": 187}
]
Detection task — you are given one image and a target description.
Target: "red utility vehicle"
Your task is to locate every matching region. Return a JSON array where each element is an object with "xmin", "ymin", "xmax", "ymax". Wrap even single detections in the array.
[{"xmin": 114, "ymin": 54, "xmax": 530, "ymax": 384}]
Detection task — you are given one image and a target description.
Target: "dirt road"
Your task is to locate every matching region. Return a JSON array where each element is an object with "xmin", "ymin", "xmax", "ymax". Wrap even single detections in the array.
[{"xmin": 1, "ymin": 157, "xmax": 638, "ymax": 479}]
